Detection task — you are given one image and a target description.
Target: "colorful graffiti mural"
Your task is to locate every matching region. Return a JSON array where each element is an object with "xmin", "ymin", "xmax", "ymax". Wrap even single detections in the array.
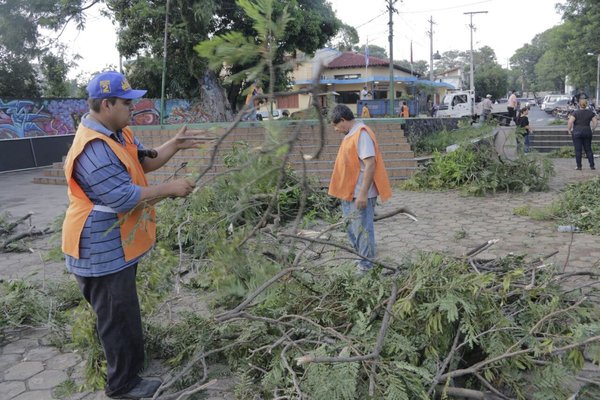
[
  {"xmin": 0, "ymin": 99, "xmax": 88, "ymax": 139},
  {"xmin": 0, "ymin": 98, "xmax": 213, "ymax": 140}
]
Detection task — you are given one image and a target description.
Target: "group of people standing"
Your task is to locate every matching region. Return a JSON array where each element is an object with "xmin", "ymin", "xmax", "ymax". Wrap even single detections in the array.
[{"xmin": 507, "ymin": 89, "xmax": 597, "ymax": 169}]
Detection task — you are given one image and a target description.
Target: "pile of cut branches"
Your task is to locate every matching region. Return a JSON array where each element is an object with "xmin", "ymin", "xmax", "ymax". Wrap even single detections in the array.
[
  {"xmin": 0, "ymin": 212, "xmax": 53, "ymax": 253},
  {"xmin": 145, "ymin": 230, "xmax": 600, "ymax": 400},
  {"xmin": 402, "ymin": 140, "xmax": 554, "ymax": 196}
]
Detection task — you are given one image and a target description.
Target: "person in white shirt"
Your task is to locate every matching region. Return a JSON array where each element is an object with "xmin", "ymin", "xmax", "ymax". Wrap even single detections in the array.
[{"xmin": 507, "ymin": 90, "xmax": 518, "ymax": 125}]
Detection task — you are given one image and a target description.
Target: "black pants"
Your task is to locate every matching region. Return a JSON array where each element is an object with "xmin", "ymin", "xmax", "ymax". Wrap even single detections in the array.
[
  {"xmin": 507, "ymin": 107, "xmax": 516, "ymax": 124},
  {"xmin": 75, "ymin": 265, "xmax": 144, "ymax": 397},
  {"xmin": 572, "ymin": 134, "xmax": 594, "ymax": 169}
]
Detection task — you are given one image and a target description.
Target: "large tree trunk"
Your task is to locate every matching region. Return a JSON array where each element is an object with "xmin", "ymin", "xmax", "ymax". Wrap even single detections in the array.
[{"xmin": 198, "ymin": 71, "xmax": 234, "ymax": 122}]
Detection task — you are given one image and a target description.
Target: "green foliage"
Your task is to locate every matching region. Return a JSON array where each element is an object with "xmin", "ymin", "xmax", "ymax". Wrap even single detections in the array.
[
  {"xmin": 402, "ymin": 140, "xmax": 554, "ymax": 196},
  {"xmin": 0, "ymin": 0, "xmax": 88, "ymax": 97},
  {"xmin": 408, "ymin": 123, "xmax": 494, "ymax": 155},
  {"xmin": 302, "ymin": 349, "xmax": 360, "ymax": 399},
  {"xmin": 145, "ymin": 312, "xmax": 215, "ymax": 367},
  {"xmin": 111, "ymin": 0, "xmax": 340, "ymax": 100},
  {"xmin": 549, "ymin": 118, "xmax": 568, "ymax": 125},
  {"xmin": 40, "ymin": 51, "xmax": 74, "ymax": 97},
  {"xmin": 168, "ymin": 251, "xmax": 600, "ymax": 399},
  {"xmin": 542, "ymin": 176, "xmax": 600, "ymax": 234},
  {"xmin": 547, "ymin": 144, "xmax": 600, "ymax": 158},
  {"xmin": 53, "ymin": 379, "xmax": 78, "ymax": 399},
  {"xmin": 156, "ymin": 142, "xmax": 337, "ymax": 262},
  {"xmin": 0, "ymin": 280, "xmax": 48, "ymax": 337}
]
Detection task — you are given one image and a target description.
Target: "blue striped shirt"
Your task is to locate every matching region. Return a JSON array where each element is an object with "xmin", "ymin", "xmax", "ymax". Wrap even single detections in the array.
[{"xmin": 65, "ymin": 116, "xmax": 148, "ymax": 277}]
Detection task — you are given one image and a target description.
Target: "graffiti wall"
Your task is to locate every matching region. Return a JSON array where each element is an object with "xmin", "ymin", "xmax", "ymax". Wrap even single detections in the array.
[{"xmin": 0, "ymin": 98, "xmax": 212, "ymax": 139}]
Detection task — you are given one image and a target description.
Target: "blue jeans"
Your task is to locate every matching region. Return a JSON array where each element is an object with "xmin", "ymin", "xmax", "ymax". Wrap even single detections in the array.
[
  {"xmin": 516, "ymin": 134, "xmax": 530, "ymax": 153},
  {"xmin": 341, "ymin": 197, "xmax": 377, "ymax": 270}
]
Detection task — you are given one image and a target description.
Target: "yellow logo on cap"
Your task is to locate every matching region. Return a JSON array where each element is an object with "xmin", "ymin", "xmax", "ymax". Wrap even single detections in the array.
[
  {"xmin": 121, "ymin": 79, "xmax": 131, "ymax": 91},
  {"xmin": 100, "ymin": 80, "xmax": 111, "ymax": 93}
]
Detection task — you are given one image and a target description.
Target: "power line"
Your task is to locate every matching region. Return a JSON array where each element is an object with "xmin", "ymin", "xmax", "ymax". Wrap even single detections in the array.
[
  {"xmin": 398, "ymin": 0, "xmax": 492, "ymax": 14},
  {"xmin": 356, "ymin": 10, "xmax": 388, "ymax": 28}
]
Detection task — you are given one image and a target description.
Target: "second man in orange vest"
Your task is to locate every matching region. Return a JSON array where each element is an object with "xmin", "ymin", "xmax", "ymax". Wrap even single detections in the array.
[{"xmin": 328, "ymin": 104, "xmax": 392, "ymax": 275}]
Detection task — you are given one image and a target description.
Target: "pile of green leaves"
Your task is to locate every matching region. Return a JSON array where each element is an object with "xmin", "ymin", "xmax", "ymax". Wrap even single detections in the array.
[
  {"xmin": 148, "ymin": 252, "xmax": 600, "ymax": 399},
  {"xmin": 408, "ymin": 121, "xmax": 495, "ymax": 155},
  {"xmin": 402, "ymin": 140, "xmax": 554, "ymax": 195},
  {"xmin": 0, "ymin": 278, "xmax": 82, "ymax": 344},
  {"xmin": 541, "ymin": 176, "xmax": 600, "ymax": 234}
]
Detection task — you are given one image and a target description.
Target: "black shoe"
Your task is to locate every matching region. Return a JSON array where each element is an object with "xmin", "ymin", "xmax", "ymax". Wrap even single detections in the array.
[
  {"xmin": 110, "ymin": 378, "xmax": 162, "ymax": 399},
  {"xmin": 592, "ymin": 166, "xmax": 596, "ymax": 170},
  {"xmin": 575, "ymin": 167, "xmax": 582, "ymax": 170}
]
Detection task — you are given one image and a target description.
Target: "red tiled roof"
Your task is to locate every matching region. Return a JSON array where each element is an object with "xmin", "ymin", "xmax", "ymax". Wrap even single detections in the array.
[
  {"xmin": 326, "ymin": 52, "xmax": 415, "ymax": 75},
  {"xmin": 327, "ymin": 52, "xmax": 389, "ymax": 68}
]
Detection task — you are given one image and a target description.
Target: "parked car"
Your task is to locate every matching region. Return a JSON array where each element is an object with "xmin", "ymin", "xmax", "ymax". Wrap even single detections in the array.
[
  {"xmin": 542, "ymin": 95, "xmax": 570, "ymax": 113},
  {"xmin": 256, "ymin": 109, "xmax": 289, "ymax": 121},
  {"xmin": 546, "ymin": 98, "xmax": 571, "ymax": 114}
]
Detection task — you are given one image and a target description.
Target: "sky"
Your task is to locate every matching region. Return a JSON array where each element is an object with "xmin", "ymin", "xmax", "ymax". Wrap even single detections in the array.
[
  {"xmin": 59, "ymin": 0, "xmax": 565, "ymax": 79},
  {"xmin": 329, "ymin": 0, "xmax": 565, "ymax": 68}
]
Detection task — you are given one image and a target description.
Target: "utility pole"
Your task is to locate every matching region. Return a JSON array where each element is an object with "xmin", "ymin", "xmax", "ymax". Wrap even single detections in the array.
[
  {"xmin": 160, "ymin": 0, "xmax": 171, "ymax": 126},
  {"xmin": 427, "ymin": 16, "xmax": 436, "ymax": 81},
  {"xmin": 387, "ymin": 0, "xmax": 398, "ymax": 116},
  {"xmin": 464, "ymin": 11, "xmax": 487, "ymax": 115}
]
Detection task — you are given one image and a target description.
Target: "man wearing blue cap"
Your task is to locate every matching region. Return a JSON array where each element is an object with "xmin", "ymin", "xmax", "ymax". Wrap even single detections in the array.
[{"xmin": 62, "ymin": 71, "xmax": 205, "ymax": 399}]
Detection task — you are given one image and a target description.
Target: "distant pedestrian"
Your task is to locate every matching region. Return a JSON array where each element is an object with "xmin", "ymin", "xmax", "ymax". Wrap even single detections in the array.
[
  {"xmin": 360, "ymin": 86, "xmax": 369, "ymax": 100},
  {"xmin": 328, "ymin": 104, "xmax": 392, "ymax": 274},
  {"xmin": 567, "ymin": 98, "xmax": 597, "ymax": 170},
  {"xmin": 571, "ymin": 88, "xmax": 588, "ymax": 106},
  {"xmin": 401, "ymin": 101, "xmax": 409, "ymax": 118},
  {"xmin": 516, "ymin": 107, "xmax": 532, "ymax": 153},
  {"xmin": 361, "ymin": 104, "xmax": 371, "ymax": 118},
  {"xmin": 481, "ymin": 94, "xmax": 493, "ymax": 122},
  {"xmin": 507, "ymin": 90, "xmax": 517, "ymax": 125}
]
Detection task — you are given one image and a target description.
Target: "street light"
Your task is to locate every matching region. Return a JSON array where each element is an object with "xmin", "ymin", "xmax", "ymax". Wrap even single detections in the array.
[
  {"xmin": 464, "ymin": 11, "xmax": 488, "ymax": 115},
  {"xmin": 587, "ymin": 52, "xmax": 600, "ymax": 105}
]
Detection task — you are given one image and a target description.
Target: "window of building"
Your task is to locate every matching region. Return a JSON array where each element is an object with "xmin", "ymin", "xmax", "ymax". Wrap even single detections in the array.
[
  {"xmin": 333, "ymin": 74, "xmax": 362, "ymax": 80},
  {"xmin": 337, "ymin": 91, "xmax": 360, "ymax": 104}
]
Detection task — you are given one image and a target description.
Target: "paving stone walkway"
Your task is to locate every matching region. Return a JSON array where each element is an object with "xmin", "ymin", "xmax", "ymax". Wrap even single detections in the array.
[{"xmin": 1, "ymin": 158, "xmax": 599, "ymax": 399}]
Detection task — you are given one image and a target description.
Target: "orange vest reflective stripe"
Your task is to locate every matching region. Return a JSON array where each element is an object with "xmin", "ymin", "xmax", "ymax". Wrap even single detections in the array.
[
  {"xmin": 62, "ymin": 124, "xmax": 156, "ymax": 261},
  {"xmin": 328, "ymin": 124, "xmax": 392, "ymax": 202}
]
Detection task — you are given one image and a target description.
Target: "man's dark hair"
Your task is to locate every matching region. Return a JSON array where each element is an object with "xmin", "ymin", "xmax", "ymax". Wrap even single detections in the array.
[
  {"xmin": 88, "ymin": 97, "xmax": 118, "ymax": 112},
  {"xmin": 331, "ymin": 104, "xmax": 355, "ymax": 124}
]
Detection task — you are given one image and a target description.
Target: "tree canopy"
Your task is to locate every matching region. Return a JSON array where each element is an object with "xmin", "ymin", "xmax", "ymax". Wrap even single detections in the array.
[
  {"xmin": 0, "ymin": 0, "xmax": 98, "ymax": 97},
  {"xmin": 109, "ymin": 0, "xmax": 341, "ymax": 107}
]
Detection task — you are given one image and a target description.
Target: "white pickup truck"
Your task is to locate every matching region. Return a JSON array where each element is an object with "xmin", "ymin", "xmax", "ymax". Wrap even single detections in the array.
[{"xmin": 436, "ymin": 90, "xmax": 511, "ymax": 125}]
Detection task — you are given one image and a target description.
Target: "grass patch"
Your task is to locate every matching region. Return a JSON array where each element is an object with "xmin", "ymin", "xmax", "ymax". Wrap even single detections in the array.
[{"xmin": 549, "ymin": 119, "xmax": 567, "ymax": 125}]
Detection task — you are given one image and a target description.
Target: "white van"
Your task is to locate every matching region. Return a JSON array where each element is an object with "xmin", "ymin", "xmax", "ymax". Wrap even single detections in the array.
[{"xmin": 541, "ymin": 94, "xmax": 570, "ymax": 112}]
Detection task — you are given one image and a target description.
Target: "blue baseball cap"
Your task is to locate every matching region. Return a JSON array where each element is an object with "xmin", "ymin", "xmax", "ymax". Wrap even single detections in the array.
[{"xmin": 86, "ymin": 71, "xmax": 147, "ymax": 99}]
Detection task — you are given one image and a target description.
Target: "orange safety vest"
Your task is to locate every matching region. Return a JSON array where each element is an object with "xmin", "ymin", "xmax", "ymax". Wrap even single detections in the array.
[
  {"xmin": 328, "ymin": 124, "xmax": 392, "ymax": 202},
  {"xmin": 401, "ymin": 105, "xmax": 409, "ymax": 118},
  {"xmin": 62, "ymin": 124, "xmax": 156, "ymax": 261}
]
